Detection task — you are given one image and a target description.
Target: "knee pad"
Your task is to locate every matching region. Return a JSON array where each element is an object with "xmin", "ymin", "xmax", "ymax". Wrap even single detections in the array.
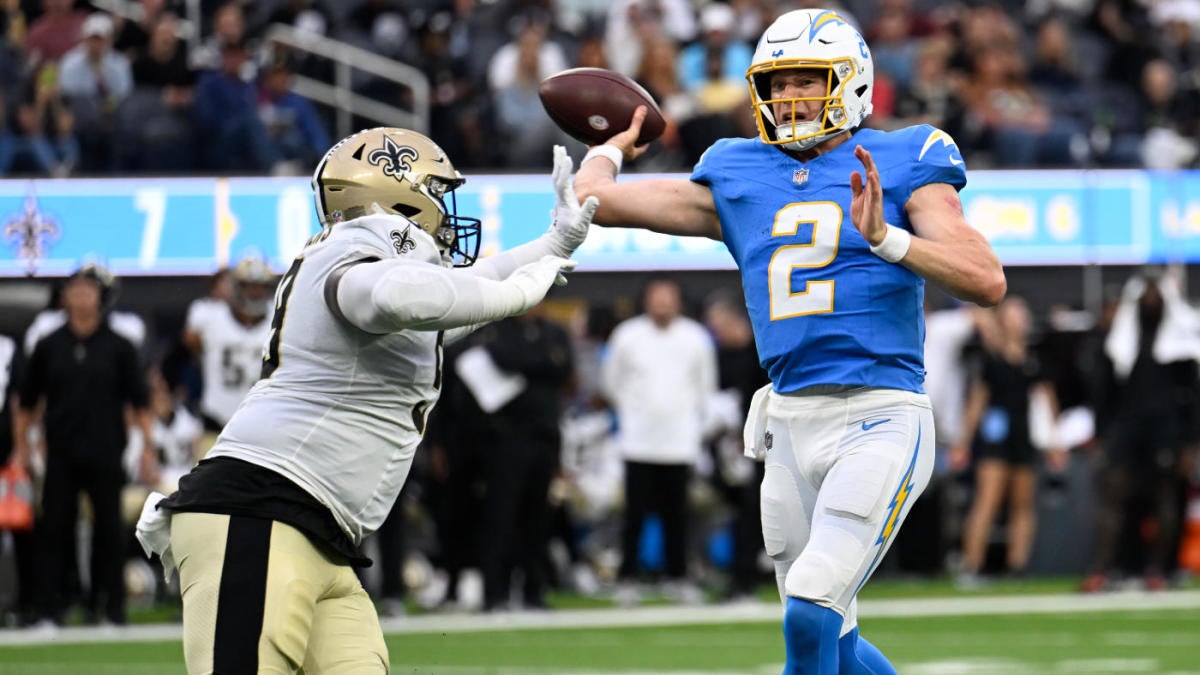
[
  {"xmin": 761, "ymin": 464, "xmax": 807, "ymax": 562},
  {"xmin": 784, "ymin": 546, "xmax": 855, "ymax": 607}
]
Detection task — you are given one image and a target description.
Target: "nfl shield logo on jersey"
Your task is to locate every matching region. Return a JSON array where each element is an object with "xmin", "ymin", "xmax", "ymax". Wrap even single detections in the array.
[{"xmin": 792, "ymin": 169, "xmax": 809, "ymax": 185}]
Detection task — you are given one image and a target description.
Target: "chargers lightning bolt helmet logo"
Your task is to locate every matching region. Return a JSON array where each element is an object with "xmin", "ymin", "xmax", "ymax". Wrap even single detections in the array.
[{"xmin": 806, "ymin": 11, "xmax": 847, "ymax": 42}]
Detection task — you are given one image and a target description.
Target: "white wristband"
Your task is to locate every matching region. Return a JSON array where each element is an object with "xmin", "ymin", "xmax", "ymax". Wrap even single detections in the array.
[
  {"xmin": 582, "ymin": 144, "xmax": 623, "ymax": 173},
  {"xmin": 869, "ymin": 224, "xmax": 911, "ymax": 263}
]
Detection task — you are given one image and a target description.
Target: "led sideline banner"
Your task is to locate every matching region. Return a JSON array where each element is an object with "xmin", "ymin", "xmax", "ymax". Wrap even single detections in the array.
[{"xmin": 1, "ymin": 170, "xmax": 1198, "ymax": 276}]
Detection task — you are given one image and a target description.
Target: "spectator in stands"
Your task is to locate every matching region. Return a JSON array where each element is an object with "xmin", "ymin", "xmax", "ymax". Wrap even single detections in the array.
[
  {"xmin": 15, "ymin": 264, "xmax": 157, "ymax": 627},
  {"xmin": 132, "ymin": 12, "xmax": 194, "ymax": 91},
  {"xmin": 488, "ymin": 12, "xmax": 567, "ymax": 94},
  {"xmin": 345, "ymin": 0, "xmax": 401, "ymax": 39},
  {"xmin": 677, "ymin": 3, "xmax": 751, "ymax": 93},
  {"xmin": 489, "ymin": 14, "xmax": 571, "ymax": 168},
  {"xmin": 604, "ymin": 0, "xmax": 696, "ymax": 78},
  {"xmin": 59, "ymin": 13, "xmax": 131, "ymax": 171},
  {"xmin": 259, "ymin": 0, "xmax": 335, "ymax": 38},
  {"xmin": 257, "ymin": 0, "xmax": 335, "ymax": 82},
  {"xmin": 475, "ymin": 303, "xmax": 575, "ymax": 612},
  {"xmin": 1029, "ymin": 18, "xmax": 1083, "ymax": 95},
  {"xmin": 960, "ymin": 43, "xmax": 1084, "ymax": 167},
  {"xmin": 192, "ymin": 37, "xmax": 275, "ymax": 172},
  {"xmin": 0, "ymin": 64, "xmax": 78, "ymax": 177},
  {"xmin": 691, "ymin": 43, "xmax": 748, "ymax": 118},
  {"xmin": 576, "ymin": 29, "xmax": 607, "ymax": 69},
  {"xmin": 190, "ymin": 1, "xmax": 251, "ymax": 76},
  {"xmin": 952, "ymin": 296, "xmax": 1067, "ymax": 587},
  {"xmin": 25, "ymin": 0, "xmax": 86, "ymax": 66},
  {"xmin": 1089, "ymin": 0, "xmax": 1157, "ymax": 87},
  {"xmin": 866, "ymin": 4, "xmax": 920, "ymax": 92},
  {"xmin": 118, "ymin": 11, "xmax": 198, "ymax": 171},
  {"xmin": 603, "ymin": 278, "xmax": 716, "ymax": 606},
  {"xmin": 1135, "ymin": 59, "xmax": 1200, "ymax": 169},
  {"xmin": 256, "ymin": 53, "xmax": 329, "ymax": 172},
  {"xmin": 633, "ymin": 36, "xmax": 691, "ymax": 168},
  {"xmin": 413, "ymin": 11, "xmax": 486, "ymax": 169},
  {"xmin": 113, "ymin": 0, "xmax": 168, "ymax": 56},
  {"xmin": 892, "ymin": 37, "xmax": 963, "ymax": 134},
  {"xmin": 445, "ymin": 0, "xmax": 509, "ymax": 88}
]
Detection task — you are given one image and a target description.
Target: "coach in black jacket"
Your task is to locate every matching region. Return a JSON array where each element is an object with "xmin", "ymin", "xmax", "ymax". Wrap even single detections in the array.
[
  {"xmin": 15, "ymin": 265, "xmax": 156, "ymax": 626},
  {"xmin": 476, "ymin": 303, "xmax": 574, "ymax": 612}
]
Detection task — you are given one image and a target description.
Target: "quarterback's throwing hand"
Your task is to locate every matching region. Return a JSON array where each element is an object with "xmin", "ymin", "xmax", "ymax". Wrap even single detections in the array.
[{"xmin": 551, "ymin": 146, "xmax": 600, "ymax": 251}]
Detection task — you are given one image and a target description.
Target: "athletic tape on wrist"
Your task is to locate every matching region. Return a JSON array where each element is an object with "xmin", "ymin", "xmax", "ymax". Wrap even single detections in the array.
[
  {"xmin": 582, "ymin": 145, "xmax": 623, "ymax": 173},
  {"xmin": 869, "ymin": 224, "xmax": 912, "ymax": 263}
]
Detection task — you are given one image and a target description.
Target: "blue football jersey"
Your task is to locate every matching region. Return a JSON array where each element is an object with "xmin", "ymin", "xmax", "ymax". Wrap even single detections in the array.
[{"xmin": 691, "ymin": 125, "xmax": 967, "ymax": 394}]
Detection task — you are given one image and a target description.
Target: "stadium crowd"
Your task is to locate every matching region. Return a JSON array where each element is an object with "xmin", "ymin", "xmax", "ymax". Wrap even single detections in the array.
[
  {"xmin": 0, "ymin": 0, "xmax": 1198, "ymax": 631},
  {"xmin": 0, "ymin": 0, "xmax": 1197, "ymax": 176}
]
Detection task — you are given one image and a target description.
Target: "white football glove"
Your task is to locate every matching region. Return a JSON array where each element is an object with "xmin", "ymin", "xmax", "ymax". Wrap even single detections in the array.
[
  {"xmin": 549, "ymin": 145, "xmax": 600, "ymax": 254},
  {"xmin": 505, "ymin": 255, "xmax": 578, "ymax": 313}
]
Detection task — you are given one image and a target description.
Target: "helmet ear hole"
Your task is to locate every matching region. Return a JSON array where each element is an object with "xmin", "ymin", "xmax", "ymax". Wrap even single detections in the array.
[
  {"xmin": 855, "ymin": 84, "xmax": 868, "ymax": 98},
  {"xmin": 394, "ymin": 204, "xmax": 420, "ymax": 218}
]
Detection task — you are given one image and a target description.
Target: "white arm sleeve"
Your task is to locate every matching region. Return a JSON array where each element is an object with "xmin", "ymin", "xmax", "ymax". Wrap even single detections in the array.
[
  {"xmin": 333, "ymin": 259, "xmax": 531, "ymax": 334},
  {"xmin": 468, "ymin": 233, "xmax": 570, "ymax": 281}
]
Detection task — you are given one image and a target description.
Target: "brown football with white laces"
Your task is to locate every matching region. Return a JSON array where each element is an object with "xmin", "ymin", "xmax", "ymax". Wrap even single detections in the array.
[{"xmin": 538, "ymin": 67, "xmax": 666, "ymax": 147}]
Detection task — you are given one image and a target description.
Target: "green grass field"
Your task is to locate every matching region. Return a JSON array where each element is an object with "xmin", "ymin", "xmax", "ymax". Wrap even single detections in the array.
[{"xmin": 1, "ymin": 583, "xmax": 1198, "ymax": 674}]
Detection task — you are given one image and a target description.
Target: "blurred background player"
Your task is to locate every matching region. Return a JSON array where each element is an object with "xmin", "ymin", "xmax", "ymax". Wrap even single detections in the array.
[{"xmin": 182, "ymin": 255, "xmax": 275, "ymax": 436}]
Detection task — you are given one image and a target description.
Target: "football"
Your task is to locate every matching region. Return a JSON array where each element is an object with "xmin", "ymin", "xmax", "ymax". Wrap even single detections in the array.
[{"xmin": 538, "ymin": 67, "xmax": 667, "ymax": 147}]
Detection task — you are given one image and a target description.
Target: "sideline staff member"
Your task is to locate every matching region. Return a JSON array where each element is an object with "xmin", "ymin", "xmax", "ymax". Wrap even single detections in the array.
[{"xmin": 15, "ymin": 264, "xmax": 156, "ymax": 626}]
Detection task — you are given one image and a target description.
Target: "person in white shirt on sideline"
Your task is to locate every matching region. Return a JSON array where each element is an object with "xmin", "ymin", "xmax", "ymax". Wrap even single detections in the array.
[{"xmin": 601, "ymin": 277, "xmax": 717, "ymax": 605}]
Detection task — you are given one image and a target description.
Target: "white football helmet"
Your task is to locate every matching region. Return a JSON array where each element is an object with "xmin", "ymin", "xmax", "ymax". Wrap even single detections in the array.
[{"xmin": 746, "ymin": 9, "xmax": 874, "ymax": 152}]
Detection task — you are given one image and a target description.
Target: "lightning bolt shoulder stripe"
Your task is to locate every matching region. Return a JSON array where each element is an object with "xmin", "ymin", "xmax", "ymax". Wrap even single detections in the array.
[{"xmin": 918, "ymin": 129, "xmax": 963, "ymax": 164}]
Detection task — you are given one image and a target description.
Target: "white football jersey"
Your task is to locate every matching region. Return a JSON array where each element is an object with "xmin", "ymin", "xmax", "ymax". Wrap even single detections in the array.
[
  {"xmin": 207, "ymin": 213, "xmax": 446, "ymax": 545},
  {"xmin": 185, "ymin": 298, "xmax": 272, "ymax": 426}
]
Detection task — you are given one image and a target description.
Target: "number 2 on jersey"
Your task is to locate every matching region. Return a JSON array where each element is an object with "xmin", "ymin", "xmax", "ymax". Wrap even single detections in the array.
[{"xmin": 768, "ymin": 201, "xmax": 842, "ymax": 320}]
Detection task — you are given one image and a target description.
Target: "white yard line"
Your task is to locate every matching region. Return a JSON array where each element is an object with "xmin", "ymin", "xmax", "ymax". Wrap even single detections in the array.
[{"xmin": 1, "ymin": 590, "xmax": 1197, "ymax": 647}]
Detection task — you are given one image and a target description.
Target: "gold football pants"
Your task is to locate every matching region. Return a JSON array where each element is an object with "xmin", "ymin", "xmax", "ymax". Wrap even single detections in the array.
[{"xmin": 170, "ymin": 512, "xmax": 388, "ymax": 674}]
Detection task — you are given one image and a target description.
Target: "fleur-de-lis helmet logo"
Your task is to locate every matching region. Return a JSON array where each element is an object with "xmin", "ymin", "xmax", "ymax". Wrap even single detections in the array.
[{"xmin": 368, "ymin": 135, "xmax": 420, "ymax": 181}]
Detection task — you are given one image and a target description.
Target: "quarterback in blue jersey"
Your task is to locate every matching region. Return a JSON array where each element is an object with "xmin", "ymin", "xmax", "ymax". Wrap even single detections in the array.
[{"xmin": 574, "ymin": 8, "xmax": 1005, "ymax": 675}]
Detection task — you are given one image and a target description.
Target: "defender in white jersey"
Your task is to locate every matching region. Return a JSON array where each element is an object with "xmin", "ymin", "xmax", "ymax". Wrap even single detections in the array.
[
  {"xmin": 135, "ymin": 128, "xmax": 597, "ymax": 674},
  {"xmin": 182, "ymin": 256, "xmax": 275, "ymax": 430}
]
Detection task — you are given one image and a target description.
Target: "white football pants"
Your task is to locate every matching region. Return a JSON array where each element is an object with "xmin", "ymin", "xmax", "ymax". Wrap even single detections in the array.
[{"xmin": 758, "ymin": 388, "xmax": 935, "ymax": 635}]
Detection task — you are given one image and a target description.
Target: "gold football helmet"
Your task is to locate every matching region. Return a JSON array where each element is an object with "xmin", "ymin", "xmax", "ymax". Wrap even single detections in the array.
[
  {"xmin": 311, "ymin": 127, "xmax": 481, "ymax": 266},
  {"xmin": 231, "ymin": 254, "xmax": 275, "ymax": 318}
]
